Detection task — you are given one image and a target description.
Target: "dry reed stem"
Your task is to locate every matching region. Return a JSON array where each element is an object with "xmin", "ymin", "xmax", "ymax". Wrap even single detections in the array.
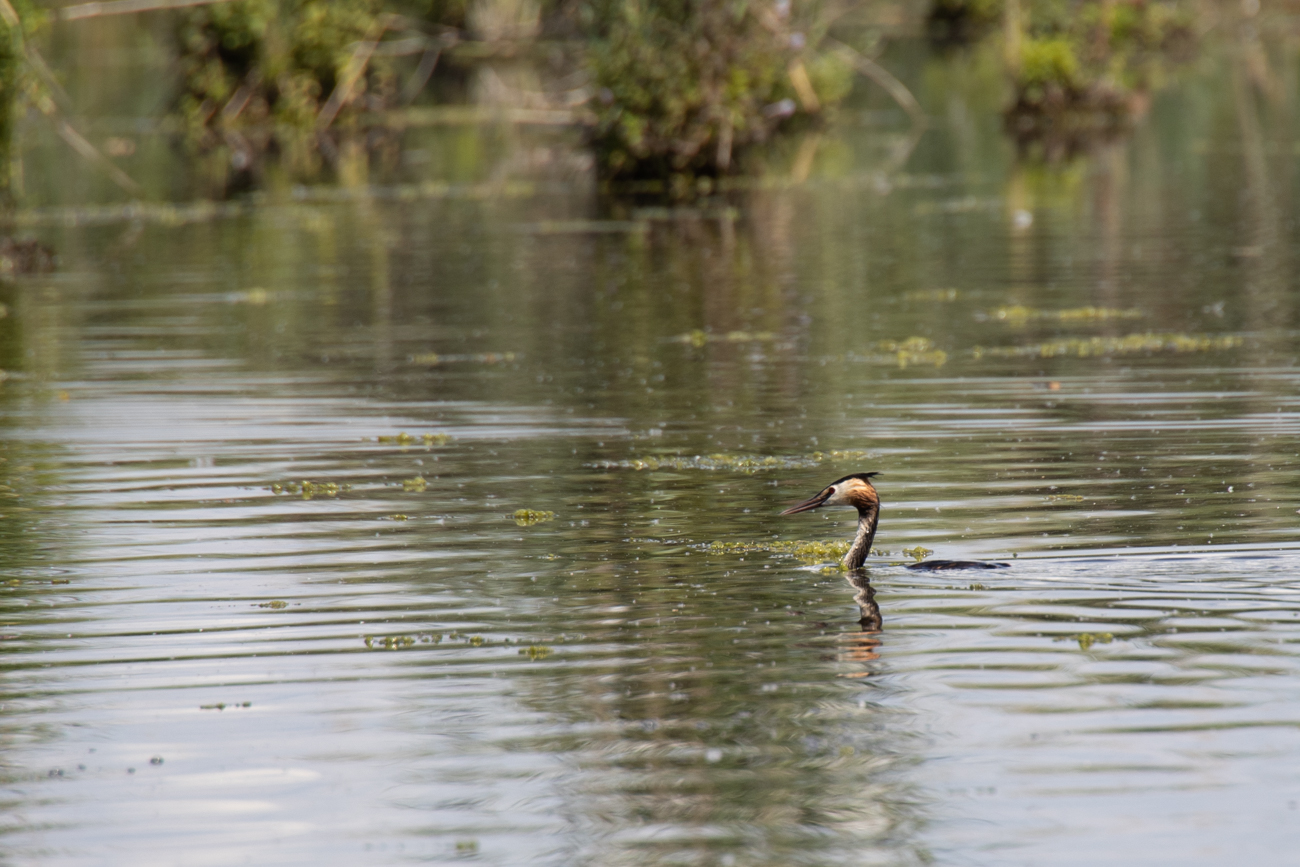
[{"xmin": 60, "ymin": 0, "xmax": 237, "ymax": 21}]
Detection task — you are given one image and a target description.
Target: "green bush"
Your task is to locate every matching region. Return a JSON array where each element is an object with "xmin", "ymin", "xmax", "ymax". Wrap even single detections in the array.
[
  {"xmin": 175, "ymin": 0, "xmax": 397, "ymax": 138},
  {"xmin": 584, "ymin": 0, "xmax": 850, "ymax": 184},
  {"xmin": 1006, "ymin": 0, "xmax": 1194, "ymax": 139},
  {"xmin": 1018, "ymin": 36, "xmax": 1079, "ymax": 89}
]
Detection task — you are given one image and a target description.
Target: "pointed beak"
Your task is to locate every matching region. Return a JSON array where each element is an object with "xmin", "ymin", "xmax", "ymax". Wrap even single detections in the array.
[{"xmin": 780, "ymin": 488, "xmax": 831, "ymax": 516}]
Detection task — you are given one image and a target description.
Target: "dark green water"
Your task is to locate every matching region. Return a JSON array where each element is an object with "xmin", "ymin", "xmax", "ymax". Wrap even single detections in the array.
[{"xmin": 0, "ymin": 27, "xmax": 1299, "ymax": 867}]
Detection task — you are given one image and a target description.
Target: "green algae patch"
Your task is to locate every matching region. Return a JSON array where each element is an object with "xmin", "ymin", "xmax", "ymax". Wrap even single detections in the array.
[
  {"xmin": 670, "ymin": 330, "xmax": 777, "ymax": 347},
  {"xmin": 377, "ymin": 432, "xmax": 453, "ymax": 446},
  {"xmin": 1046, "ymin": 494, "xmax": 1085, "ymax": 502},
  {"xmin": 402, "ymin": 476, "xmax": 428, "ymax": 492},
  {"xmin": 984, "ymin": 305, "xmax": 1144, "ymax": 324},
  {"xmin": 409, "ymin": 352, "xmax": 517, "ymax": 366},
  {"xmin": 514, "ymin": 509, "xmax": 555, "ymax": 527},
  {"xmin": 592, "ymin": 449, "xmax": 879, "ymax": 474},
  {"xmin": 973, "ymin": 332, "xmax": 1243, "ymax": 360},
  {"xmin": 367, "ymin": 635, "xmax": 415, "ymax": 650},
  {"xmin": 845, "ymin": 337, "xmax": 947, "ymax": 368},
  {"xmin": 270, "ymin": 480, "xmax": 349, "ymax": 499},
  {"xmin": 708, "ymin": 540, "xmax": 891, "ymax": 564},
  {"xmin": 256, "ymin": 600, "xmax": 288, "ymax": 609},
  {"xmin": 364, "ymin": 632, "xmax": 444, "ymax": 650},
  {"xmin": 878, "ymin": 337, "xmax": 947, "ymax": 368},
  {"xmin": 520, "ymin": 645, "xmax": 552, "ymax": 660},
  {"xmin": 1057, "ymin": 632, "xmax": 1115, "ymax": 651},
  {"xmin": 902, "ymin": 546, "xmax": 934, "ymax": 563}
]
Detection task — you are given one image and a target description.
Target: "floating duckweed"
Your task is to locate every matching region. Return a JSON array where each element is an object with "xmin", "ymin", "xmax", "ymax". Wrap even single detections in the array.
[
  {"xmin": 904, "ymin": 288, "xmax": 959, "ymax": 302},
  {"xmin": 377, "ymin": 432, "xmax": 453, "ymax": 446},
  {"xmin": 1058, "ymin": 632, "xmax": 1115, "ymax": 651},
  {"xmin": 707, "ymin": 540, "xmax": 890, "ymax": 563},
  {"xmin": 383, "ymin": 636, "xmax": 416, "ymax": 650},
  {"xmin": 987, "ymin": 305, "xmax": 1144, "ymax": 323},
  {"xmin": 514, "ymin": 509, "xmax": 556, "ymax": 526},
  {"xmin": 973, "ymin": 332, "xmax": 1244, "ymax": 360},
  {"xmin": 392, "ymin": 514, "xmax": 409, "ymax": 521},
  {"xmin": 403, "ymin": 476, "xmax": 428, "ymax": 492},
  {"xmin": 842, "ymin": 338, "xmax": 947, "ymax": 368},
  {"xmin": 409, "ymin": 352, "xmax": 517, "ymax": 366},
  {"xmin": 365, "ymin": 632, "xmax": 445, "ymax": 648},
  {"xmin": 671, "ymin": 330, "xmax": 777, "ymax": 347},
  {"xmin": 592, "ymin": 449, "xmax": 879, "ymax": 473},
  {"xmin": 270, "ymin": 480, "xmax": 348, "ymax": 499},
  {"xmin": 875, "ymin": 337, "xmax": 948, "ymax": 368},
  {"xmin": 520, "ymin": 645, "xmax": 552, "ymax": 660},
  {"xmin": 1046, "ymin": 494, "xmax": 1085, "ymax": 502},
  {"xmin": 363, "ymin": 634, "xmax": 443, "ymax": 650},
  {"xmin": 256, "ymin": 600, "xmax": 288, "ymax": 609},
  {"xmin": 902, "ymin": 546, "xmax": 934, "ymax": 562},
  {"xmin": 469, "ymin": 635, "xmax": 485, "ymax": 647}
]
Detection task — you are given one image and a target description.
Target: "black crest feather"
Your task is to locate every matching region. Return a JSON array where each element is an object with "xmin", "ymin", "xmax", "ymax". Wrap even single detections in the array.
[{"xmin": 830, "ymin": 472, "xmax": 880, "ymax": 486}]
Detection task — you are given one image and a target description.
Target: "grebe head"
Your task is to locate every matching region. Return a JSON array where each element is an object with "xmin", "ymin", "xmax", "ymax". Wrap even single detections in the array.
[{"xmin": 780, "ymin": 472, "xmax": 880, "ymax": 515}]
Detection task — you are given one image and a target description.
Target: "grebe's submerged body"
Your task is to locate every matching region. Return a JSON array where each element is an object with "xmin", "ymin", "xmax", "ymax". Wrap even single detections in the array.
[
  {"xmin": 907, "ymin": 559, "xmax": 1009, "ymax": 570},
  {"xmin": 781, "ymin": 473, "xmax": 1010, "ymax": 571}
]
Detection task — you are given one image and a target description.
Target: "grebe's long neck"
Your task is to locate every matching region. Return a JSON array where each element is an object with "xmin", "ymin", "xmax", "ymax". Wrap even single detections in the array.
[{"xmin": 843, "ymin": 503, "xmax": 879, "ymax": 570}]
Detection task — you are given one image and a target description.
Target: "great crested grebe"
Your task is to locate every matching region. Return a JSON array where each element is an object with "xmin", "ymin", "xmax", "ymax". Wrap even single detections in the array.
[
  {"xmin": 781, "ymin": 473, "xmax": 882, "ymax": 570},
  {"xmin": 781, "ymin": 473, "xmax": 1009, "ymax": 571}
]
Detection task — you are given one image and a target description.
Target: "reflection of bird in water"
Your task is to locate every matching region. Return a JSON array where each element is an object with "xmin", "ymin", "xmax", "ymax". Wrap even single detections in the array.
[
  {"xmin": 837, "ymin": 572, "xmax": 882, "ymax": 675},
  {"xmin": 781, "ymin": 473, "xmax": 1009, "ymax": 570},
  {"xmin": 846, "ymin": 571, "xmax": 881, "ymax": 631}
]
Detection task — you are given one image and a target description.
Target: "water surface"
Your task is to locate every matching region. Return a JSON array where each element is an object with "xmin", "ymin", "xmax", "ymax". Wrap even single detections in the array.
[{"xmin": 2, "ymin": 35, "xmax": 1300, "ymax": 867}]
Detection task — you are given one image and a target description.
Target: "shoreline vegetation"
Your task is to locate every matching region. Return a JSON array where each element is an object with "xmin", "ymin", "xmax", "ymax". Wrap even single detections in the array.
[{"xmin": 0, "ymin": 0, "xmax": 1263, "ymax": 211}]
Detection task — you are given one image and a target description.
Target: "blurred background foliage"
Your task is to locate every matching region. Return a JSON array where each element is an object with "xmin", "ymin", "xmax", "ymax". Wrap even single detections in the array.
[
  {"xmin": 0, "ymin": 0, "xmax": 1268, "ymax": 206},
  {"xmin": 0, "ymin": 0, "xmax": 47, "ymax": 204},
  {"xmin": 1003, "ymin": 0, "xmax": 1197, "ymax": 145},
  {"xmin": 583, "ymin": 0, "xmax": 851, "ymax": 188}
]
